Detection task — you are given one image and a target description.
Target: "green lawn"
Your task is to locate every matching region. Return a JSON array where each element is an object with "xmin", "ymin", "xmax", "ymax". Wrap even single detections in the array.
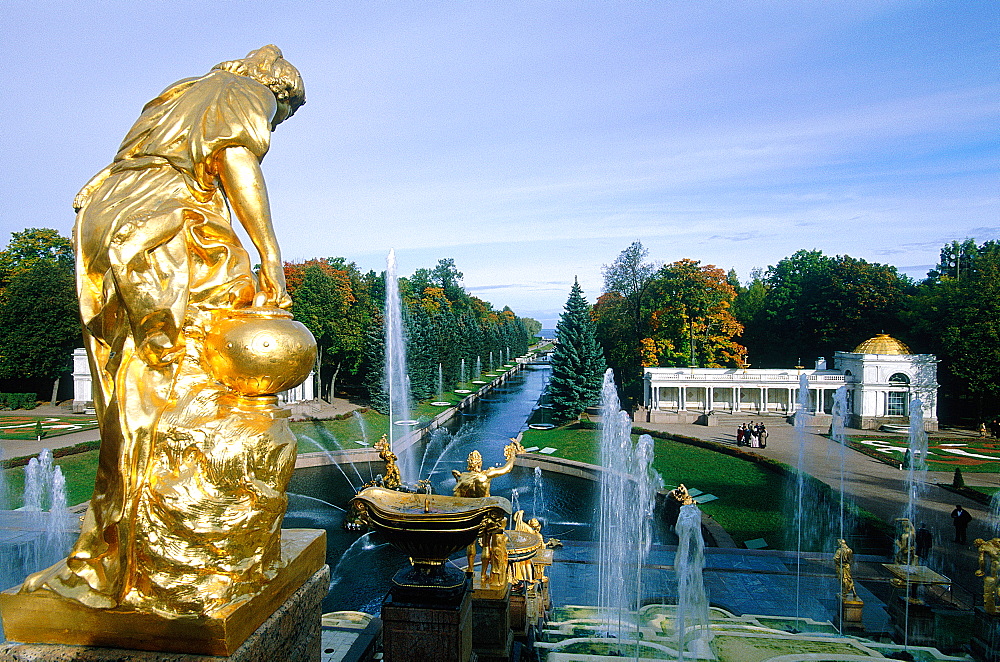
[{"xmin": 522, "ymin": 423, "xmax": 788, "ymax": 548}]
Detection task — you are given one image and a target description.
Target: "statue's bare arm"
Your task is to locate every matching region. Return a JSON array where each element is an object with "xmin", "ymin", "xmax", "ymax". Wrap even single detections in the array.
[
  {"xmin": 483, "ymin": 440, "xmax": 523, "ymax": 478},
  {"xmin": 215, "ymin": 145, "xmax": 291, "ymax": 308}
]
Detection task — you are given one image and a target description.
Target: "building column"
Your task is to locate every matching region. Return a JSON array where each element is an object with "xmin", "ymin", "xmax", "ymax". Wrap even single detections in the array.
[
  {"xmin": 707, "ymin": 386, "xmax": 714, "ymax": 412},
  {"xmin": 762, "ymin": 387, "xmax": 768, "ymax": 414},
  {"xmin": 734, "ymin": 387, "xmax": 740, "ymax": 413},
  {"xmin": 818, "ymin": 388, "xmax": 825, "ymax": 415},
  {"xmin": 788, "ymin": 388, "xmax": 794, "ymax": 413},
  {"xmin": 680, "ymin": 386, "xmax": 687, "ymax": 411}
]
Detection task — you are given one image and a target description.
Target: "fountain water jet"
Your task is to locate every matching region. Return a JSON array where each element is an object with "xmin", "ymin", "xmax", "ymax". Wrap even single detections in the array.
[
  {"xmin": 830, "ymin": 385, "xmax": 849, "ymax": 542},
  {"xmin": 675, "ymin": 503, "xmax": 710, "ymax": 659},
  {"xmin": 384, "ymin": 249, "xmax": 415, "ymax": 482},
  {"xmin": 596, "ymin": 369, "xmax": 658, "ymax": 650},
  {"xmin": 532, "ymin": 466, "xmax": 546, "ymax": 523}
]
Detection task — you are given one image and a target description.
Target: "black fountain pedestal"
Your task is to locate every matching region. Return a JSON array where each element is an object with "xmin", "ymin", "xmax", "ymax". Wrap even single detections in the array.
[
  {"xmin": 471, "ymin": 578, "xmax": 513, "ymax": 662},
  {"xmin": 381, "ymin": 565, "xmax": 474, "ymax": 662},
  {"xmin": 971, "ymin": 607, "xmax": 1000, "ymax": 662}
]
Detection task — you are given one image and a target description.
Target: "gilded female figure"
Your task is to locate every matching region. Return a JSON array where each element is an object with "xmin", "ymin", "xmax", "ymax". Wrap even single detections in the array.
[{"xmin": 22, "ymin": 46, "xmax": 310, "ymax": 616}]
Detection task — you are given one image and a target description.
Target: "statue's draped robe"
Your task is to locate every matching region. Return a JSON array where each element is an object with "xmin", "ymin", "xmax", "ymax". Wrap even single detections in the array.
[{"xmin": 23, "ymin": 70, "xmax": 298, "ymax": 615}]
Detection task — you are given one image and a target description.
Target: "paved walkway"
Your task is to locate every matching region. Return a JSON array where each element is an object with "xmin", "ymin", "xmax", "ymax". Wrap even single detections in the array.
[{"xmin": 638, "ymin": 415, "xmax": 997, "ymax": 600}]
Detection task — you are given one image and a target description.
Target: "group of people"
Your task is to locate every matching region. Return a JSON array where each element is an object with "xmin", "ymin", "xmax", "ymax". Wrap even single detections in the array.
[
  {"xmin": 736, "ymin": 422, "xmax": 768, "ymax": 448},
  {"xmin": 979, "ymin": 419, "xmax": 1000, "ymax": 439}
]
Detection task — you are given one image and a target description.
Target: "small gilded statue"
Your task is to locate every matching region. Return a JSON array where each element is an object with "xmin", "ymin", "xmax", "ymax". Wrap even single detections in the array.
[
  {"xmin": 373, "ymin": 435, "xmax": 401, "ymax": 490},
  {"xmin": 20, "ymin": 46, "xmax": 313, "ymax": 616},
  {"xmin": 894, "ymin": 518, "xmax": 917, "ymax": 566},
  {"xmin": 834, "ymin": 539, "xmax": 859, "ymax": 601},
  {"xmin": 670, "ymin": 484, "xmax": 696, "ymax": 505},
  {"xmin": 975, "ymin": 538, "xmax": 1000, "ymax": 614}
]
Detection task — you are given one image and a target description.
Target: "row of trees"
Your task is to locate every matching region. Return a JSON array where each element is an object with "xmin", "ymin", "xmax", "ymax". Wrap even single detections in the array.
[
  {"xmin": 282, "ymin": 256, "xmax": 536, "ymax": 410},
  {"xmin": 0, "ymin": 228, "xmax": 536, "ymax": 410},
  {"xmin": 591, "ymin": 239, "xmax": 999, "ymax": 422}
]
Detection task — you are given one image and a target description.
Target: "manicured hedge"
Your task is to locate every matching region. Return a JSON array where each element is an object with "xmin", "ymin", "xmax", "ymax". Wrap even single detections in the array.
[{"xmin": 0, "ymin": 392, "xmax": 38, "ymax": 410}]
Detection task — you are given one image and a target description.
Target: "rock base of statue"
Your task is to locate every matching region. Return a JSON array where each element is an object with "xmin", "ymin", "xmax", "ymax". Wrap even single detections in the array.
[
  {"xmin": 381, "ymin": 575, "xmax": 473, "ymax": 662},
  {"xmin": 0, "ymin": 529, "xmax": 326, "ymax": 658},
  {"xmin": 971, "ymin": 607, "xmax": 1000, "ymax": 662},
  {"xmin": 471, "ymin": 578, "xmax": 512, "ymax": 662}
]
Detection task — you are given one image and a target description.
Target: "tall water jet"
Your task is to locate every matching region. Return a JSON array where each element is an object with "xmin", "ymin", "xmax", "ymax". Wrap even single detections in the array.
[
  {"xmin": 475, "ymin": 356, "xmax": 482, "ymax": 379},
  {"xmin": 460, "ymin": 358, "xmax": 466, "ymax": 384},
  {"xmin": 384, "ymin": 249, "xmax": 414, "ymax": 482},
  {"xmin": 597, "ymin": 369, "xmax": 658, "ymax": 649},
  {"xmin": 830, "ymin": 385, "xmax": 849, "ymax": 541},
  {"xmin": 904, "ymin": 398, "xmax": 928, "ymax": 525},
  {"xmin": 675, "ymin": 503, "xmax": 710, "ymax": 659},
  {"xmin": 793, "ymin": 374, "xmax": 810, "ymax": 622},
  {"xmin": 437, "ymin": 363, "xmax": 444, "ymax": 399},
  {"xmin": 489, "ymin": 351, "xmax": 494, "ymax": 372}
]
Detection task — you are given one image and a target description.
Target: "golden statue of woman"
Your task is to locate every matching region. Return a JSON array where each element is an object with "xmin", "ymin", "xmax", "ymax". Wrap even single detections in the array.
[
  {"xmin": 834, "ymin": 539, "xmax": 858, "ymax": 600},
  {"xmin": 20, "ymin": 46, "xmax": 314, "ymax": 616}
]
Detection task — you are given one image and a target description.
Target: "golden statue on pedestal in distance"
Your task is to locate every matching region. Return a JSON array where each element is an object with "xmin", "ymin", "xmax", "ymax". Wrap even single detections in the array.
[
  {"xmin": 834, "ymin": 539, "xmax": 859, "ymax": 601},
  {"xmin": 16, "ymin": 45, "xmax": 314, "ymax": 618}
]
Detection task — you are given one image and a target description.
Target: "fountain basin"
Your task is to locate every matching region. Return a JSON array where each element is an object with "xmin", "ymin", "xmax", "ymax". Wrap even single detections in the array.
[{"xmin": 348, "ymin": 487, "xmax": 511, "ymax": 566}]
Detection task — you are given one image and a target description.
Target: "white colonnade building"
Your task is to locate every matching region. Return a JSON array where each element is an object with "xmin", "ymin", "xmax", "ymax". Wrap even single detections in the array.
[{"xmin": 640, "ymin": 334, "xmax": 938, "ymax": 431}]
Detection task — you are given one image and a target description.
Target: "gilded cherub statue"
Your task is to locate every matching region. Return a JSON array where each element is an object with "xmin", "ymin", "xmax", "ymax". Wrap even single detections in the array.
[
  {"xmin": 373, "ymin": 435, "xmax": 402, "ymax": 490},
  {"xmin": 834, "ymin": 539, "xmax": 859, "ymax": 601},
  {"xmin": 975, "ymin": 538, "xmax": 1000, "ymax": 614},
  {"xmin": 18, "ymin": 45, "xmax": 312, "ymax": 617}
]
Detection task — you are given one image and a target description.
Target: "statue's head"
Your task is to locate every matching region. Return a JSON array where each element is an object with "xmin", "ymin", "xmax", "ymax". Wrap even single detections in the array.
[
  {"xmin": 214, "ymin": 45, "xmax": 306, "ymax": 126},
  {"xmin": 467, "ymin": 450, "xmax": 483, "ymax": 472},
  {"xmin": 528, "ymin": 517, "xmax": 541, "ymax": 532},
  {"xmin": 976, "ymin": 538, "xmax": 987, "ymax": 547}
]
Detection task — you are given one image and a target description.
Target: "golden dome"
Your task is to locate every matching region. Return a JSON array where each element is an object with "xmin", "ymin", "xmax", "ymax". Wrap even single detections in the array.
[{"xmin": 852, "ymin": 334, "xmax": 911, "ymax": 355}]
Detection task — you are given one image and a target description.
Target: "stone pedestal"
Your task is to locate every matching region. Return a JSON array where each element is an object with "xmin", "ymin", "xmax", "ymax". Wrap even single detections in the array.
[
  {"xmin": 836, "ymin": 598, "xmax": 864, "ymax": 633},
  {"xmin": 888, "ymin": 596, "xmax": 935, "ymax": 648},
  {"xmin": 381, "ymin": 578, "xmax": 473, "ymax": 662},
  {"xmin": 0, "ymin": 564, "xmax": 330, "ymax": 662},
  {"xmin": 509, "ymin": 586, "xmax": 527, "ymax": 636},
  {"xmin": 0, "ymin": 529, "xmax": 326, "ymax": 657},
  {"xmin": 971, "ymin": 607, "xmax": 1000, "ymax": 662},
  {"xmin": 471, "ymin": 580, "xmax": 512, "ymax": 662}
]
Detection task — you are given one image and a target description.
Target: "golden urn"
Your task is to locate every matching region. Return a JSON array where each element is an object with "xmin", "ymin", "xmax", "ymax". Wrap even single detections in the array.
[{"xmin": 203, "ymin": 307, "xmax": 316, "ymax": 397}]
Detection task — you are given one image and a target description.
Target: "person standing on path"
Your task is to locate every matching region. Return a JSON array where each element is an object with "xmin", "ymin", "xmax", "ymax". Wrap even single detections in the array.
[{"xmin": 952, "ymin": 504, "xmax": 973, "ymax": 544}]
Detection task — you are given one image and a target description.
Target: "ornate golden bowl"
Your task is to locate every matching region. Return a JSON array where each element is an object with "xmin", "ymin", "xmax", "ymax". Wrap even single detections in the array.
[
  {"xmin": 349, "ymin": 487, "xmax": 511, "ymax": 567},
  {"xmin": 203, "ymin": 307, "xmax": 317, "ymax": 397}
]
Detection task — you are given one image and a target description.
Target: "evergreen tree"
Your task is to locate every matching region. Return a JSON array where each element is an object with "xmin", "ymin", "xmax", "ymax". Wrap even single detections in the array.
[{"xmin": 549, "ymin": 279, "xmax": 606, "ymax": 424}]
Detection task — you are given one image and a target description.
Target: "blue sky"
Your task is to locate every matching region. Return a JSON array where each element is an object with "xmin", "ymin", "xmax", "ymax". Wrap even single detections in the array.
[{"xmin": 2, "ymin": 1, "xmax": 996, "ymax": 326}]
